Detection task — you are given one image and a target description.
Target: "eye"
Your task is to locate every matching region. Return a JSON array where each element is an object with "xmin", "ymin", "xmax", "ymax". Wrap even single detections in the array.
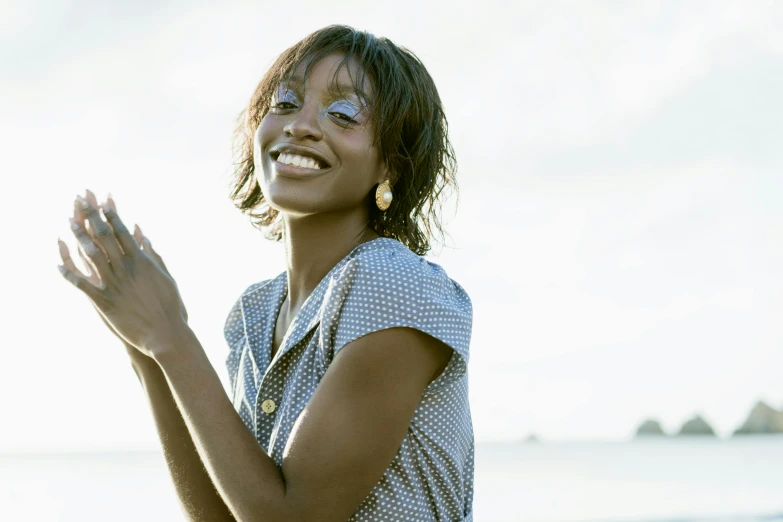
[
  {"xmin": 271, "ymin": 102, "xmax": 297, "ymax": 110},
  {"xmin": 330, "ymin": 112, "xmax": 357, "ymax": 124},
  {"xmin": 328, "ymin": 100, "xmax": 361, "ymax": 124}
]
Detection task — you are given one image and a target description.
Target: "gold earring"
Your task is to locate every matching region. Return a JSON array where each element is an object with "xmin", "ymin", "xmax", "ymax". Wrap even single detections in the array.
[{"xmin": 375, "ymin": 180, "xmax": 393, "ymax": 211}]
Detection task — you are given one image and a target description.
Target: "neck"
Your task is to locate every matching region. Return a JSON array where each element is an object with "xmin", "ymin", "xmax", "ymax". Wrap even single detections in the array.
[{"xmin": 281, "ymin": 209, "xmax": 379, "ymax": 314}]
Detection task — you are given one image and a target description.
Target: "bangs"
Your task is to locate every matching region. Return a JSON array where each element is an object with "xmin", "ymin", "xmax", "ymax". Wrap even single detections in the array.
[
  {"xmin": 247, "ymin": 33, "xmax": 383, "ymax": 140},
  {"xmin": 290, "ymin": 52, "xmax": 374, "ymax": 104}
]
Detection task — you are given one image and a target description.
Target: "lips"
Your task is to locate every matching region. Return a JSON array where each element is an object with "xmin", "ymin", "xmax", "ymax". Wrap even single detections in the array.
[
  {"xmin": 269, "ymin": 144, "xmax": 331, "ymax": 169},
  {"xmin": 271, "ymin": 157, "xmax": 331, "ymax": 178},
  {"xmin": 275, "ymin": 152, "xmax": 324, "ymax": 170}
]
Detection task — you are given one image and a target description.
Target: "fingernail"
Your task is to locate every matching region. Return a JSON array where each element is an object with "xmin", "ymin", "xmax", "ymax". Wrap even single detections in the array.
[
  {"xmin": 69, "ymin": 218, "xmax": 79, "ymax": 231},
  {"xmin": 101, "ymin": 200, "xmax": 112, "ymax": 213},
  {"xmin": 75, "ymin": 195, "xmax": 89, "ymax": 210}
]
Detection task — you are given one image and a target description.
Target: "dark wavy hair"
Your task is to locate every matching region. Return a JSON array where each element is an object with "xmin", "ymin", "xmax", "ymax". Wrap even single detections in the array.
[{"xmin": 229, "ymin": 24, "xmax": 457, "ymax": 255}]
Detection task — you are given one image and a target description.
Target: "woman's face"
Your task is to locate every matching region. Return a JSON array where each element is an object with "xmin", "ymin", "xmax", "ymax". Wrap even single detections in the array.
[{"xmin": 254, "ymin": 52, "xmax": 388, "ymax": 218}]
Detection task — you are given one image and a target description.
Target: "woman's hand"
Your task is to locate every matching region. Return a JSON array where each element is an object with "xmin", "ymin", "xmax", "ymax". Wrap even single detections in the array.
[{"xmin": 57, "ymin": 190, "xmax": 190, "ymax": 359}]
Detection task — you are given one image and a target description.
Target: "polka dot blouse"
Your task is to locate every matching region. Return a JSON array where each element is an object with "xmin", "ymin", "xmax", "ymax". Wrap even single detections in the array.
[{"xmin": 224, "ymin": 237, "xmax": 474, "ymax": 521}]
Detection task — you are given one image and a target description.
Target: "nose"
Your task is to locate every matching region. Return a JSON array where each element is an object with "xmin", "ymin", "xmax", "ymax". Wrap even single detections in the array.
[{"xmin": 283, "ymin": 101, "xmax": 324, "ymax": 141}]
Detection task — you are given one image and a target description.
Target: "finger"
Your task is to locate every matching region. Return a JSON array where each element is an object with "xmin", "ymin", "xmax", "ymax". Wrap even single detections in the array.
[
  {"xmin": 88, "ymin": 190, "xmax": 120, "ymax": 218},
  {"xmin": 73, "ymin": 202, "xmax": 88, "ymax": 233},
  {"xmin": 69, "ymin": 216, "xmax": 112, "ymax": 282},
  {"xmin": 74, "ymin": 241, "xmax": 106, "ymax": 288},
  {"xmin": 137, "ymin": 225, "xmax": 170, "ymax": 275},
  {"xmin": 85, "ymin": 189, "xmax": 101, "ymax": 210},
  {"xmin": 58, "ymin": 238, "xmax": 91, "ymax": 281},
  {"xmin": 100, "ymin": 194, "xmax": 141, "ymax": 260},
  {"xmin": 75, "ymin": 194, "xmax": 124, "ymax": 268},
  {"xmin": 56, "ymin": 244, "xmax": 122, "ymax": 341},
  {"xmin": 79, "ymin": 204, "xmax": 110, "ymax": 261},
  {"xmin": 57, "ymin": 262, "xmax": 106, "ymax": 304},
  {"xmin": 77, "ymin": 242, "xmax": 105, "ymax": 286},
  {"xmin": 84, "ymin": 190, "xmax": 105, "ymax": 243},
  {"xmin": 66, "ymin": 222, "xmax": 124, "ymax": 338},
  {"xmin": 72, "ymin": 205, "xmax": 110, "ymax": 264},
  {"xmin": 143, "ymin": 236, "xmax": 167, "ymax": 272},
  {"xmin": 79, "ymin": 192, "xmax": 120, "ymax": 263},
  {"xmin": 132, "ymin": 222, "xmax": 143, "ymax": 247},
  {"xmin": 136, "ymin": 226, "xmax": 186, "ymax": 322}
]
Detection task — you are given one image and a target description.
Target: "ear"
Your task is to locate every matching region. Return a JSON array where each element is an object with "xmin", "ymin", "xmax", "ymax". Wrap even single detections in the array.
[{"xmin": 378, "ymin": 162, "xmax": 395, "ymax": 185}]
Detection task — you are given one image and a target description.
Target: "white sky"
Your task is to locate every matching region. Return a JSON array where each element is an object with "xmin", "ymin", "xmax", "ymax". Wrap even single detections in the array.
[{"xmin": 1, "ymin": 0, "xmax": 782, "ymax": 452}]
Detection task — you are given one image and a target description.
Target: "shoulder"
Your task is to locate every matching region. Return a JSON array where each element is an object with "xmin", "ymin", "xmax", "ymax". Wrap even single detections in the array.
[
  {"xmin": 333, "ymin": 238, "xmax": 472, "ymax": 314},
  {"xmin": 324, "ymin": 239, "xmax": 473, "ymax": 367}
]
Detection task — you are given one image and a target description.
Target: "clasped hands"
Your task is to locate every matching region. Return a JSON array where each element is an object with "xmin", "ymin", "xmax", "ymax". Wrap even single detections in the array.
[{"xmin": 57, "ymin": 190, "xmax": 190, "ymax": 360}]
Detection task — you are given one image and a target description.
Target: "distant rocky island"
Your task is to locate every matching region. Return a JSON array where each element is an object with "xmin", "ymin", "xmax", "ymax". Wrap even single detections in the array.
[
  {"xmin": 678, "ymin": 415, "xmax": 716, "ymax": 436},
  {"xmin": 734, "ymin": 401, "xmax": 783, "ymax": 435},
  {"xmin": 635, "ymin": 400, "xmax": 783, "ymax": 439},
  {"xmin": 635, "ymin": 419, "xmax": 666, "ymax": 436}
]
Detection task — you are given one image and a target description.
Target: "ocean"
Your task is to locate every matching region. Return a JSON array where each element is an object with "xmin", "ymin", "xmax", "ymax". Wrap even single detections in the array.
[{"xmin": 2, "ymin": 436, "xmax": 782, "ymax": 521}]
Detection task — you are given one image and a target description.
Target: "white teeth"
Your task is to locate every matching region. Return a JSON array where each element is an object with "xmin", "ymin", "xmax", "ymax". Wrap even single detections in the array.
[{"xmin": 277, "ymin": 152, "xmax": 322, "ymax": 170}]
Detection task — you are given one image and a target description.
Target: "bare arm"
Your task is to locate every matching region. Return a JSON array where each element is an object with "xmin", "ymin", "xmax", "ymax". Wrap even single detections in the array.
[
  {"xmin": 152, "ymin": 326, "xmax": 453, "ymax": 522},
  {"xmin": 128, "ymin": 347, "xmax": 236, "ymax": 522},
  {"xmin": 64, "ymin": 190, "xmax": 234, "ymax": 521}
]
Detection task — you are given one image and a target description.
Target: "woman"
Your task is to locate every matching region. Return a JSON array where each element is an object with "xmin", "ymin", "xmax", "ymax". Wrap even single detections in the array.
[{"xmin": 58, "ymin": 24, "xmax": 473, "ymax": 521}]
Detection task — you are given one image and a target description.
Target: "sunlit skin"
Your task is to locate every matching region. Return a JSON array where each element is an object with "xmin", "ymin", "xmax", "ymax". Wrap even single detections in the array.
[
  {"xmin": 55, "ymin": 52, "xmax": 454, "ymax": 522},
  {"xmin": 57, "ymin": 190, "xmax": 189, "ymax": 358},
  {"xmin": 255, "ymin": 52, "xmax": 390, "ymax": 351}
]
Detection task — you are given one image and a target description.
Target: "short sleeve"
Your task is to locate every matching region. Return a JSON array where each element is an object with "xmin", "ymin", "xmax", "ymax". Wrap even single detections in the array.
[
  {"xmin": 223, "ymin": 292, "xmax": 246, "ymax": 401},
  {"xmin": 223, "ymin": 280, "xmax": 270, "ymax": 401},
  {"xmin": 324, "ymin": 246, "xmax": 473, "ymax": 393}
]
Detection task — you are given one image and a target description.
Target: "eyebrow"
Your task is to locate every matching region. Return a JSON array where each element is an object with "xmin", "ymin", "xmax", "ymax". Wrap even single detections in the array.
[{"xmin": 282, "ymin": 75, "xmax": 371, "ymax": 104}]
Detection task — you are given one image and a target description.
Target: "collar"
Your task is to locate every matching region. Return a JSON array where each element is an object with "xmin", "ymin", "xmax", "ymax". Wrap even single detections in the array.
[{"xmin": 240, "ymin": 238, "xmax": 397, "ymax": 372}]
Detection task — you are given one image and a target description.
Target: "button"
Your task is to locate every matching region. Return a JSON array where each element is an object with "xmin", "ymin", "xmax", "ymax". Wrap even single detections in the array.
[{"xmin": 261, "ymin": 399, "xmax": 277, "ymax": 414}]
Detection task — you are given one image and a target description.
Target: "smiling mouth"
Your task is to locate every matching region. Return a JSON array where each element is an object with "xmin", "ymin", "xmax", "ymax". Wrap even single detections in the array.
[{"xmin": 270, "ymin": 151, "xmax": 330, "ymax": 170}]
